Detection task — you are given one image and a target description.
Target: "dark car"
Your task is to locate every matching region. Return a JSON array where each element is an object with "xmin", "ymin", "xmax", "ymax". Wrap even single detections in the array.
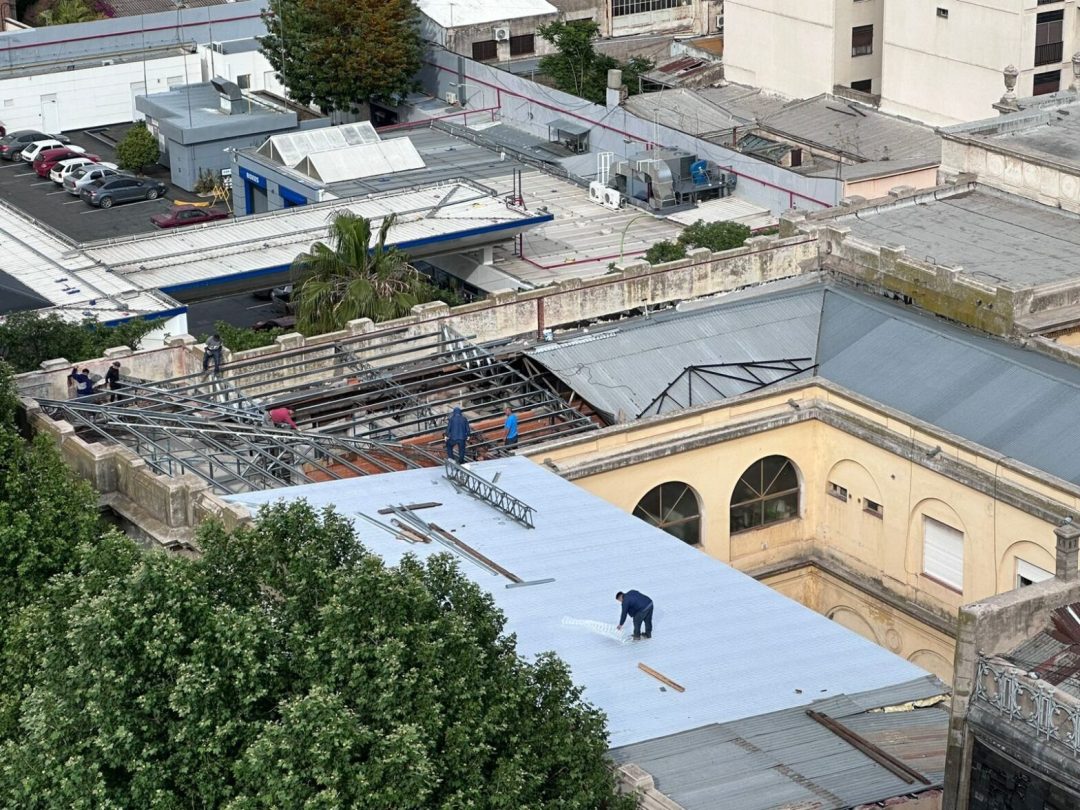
[
  {"xmin": 80, "ymin": 176, "xmax": 168, "ymax": 208},
  {"xmin": 270, "ymin": 284, "xmax": 293, "ymax": 314},
  {"xmin": 252, "ymin": 315, "xmax": 297, "ymax": 331},
  {"xmin": 0, "ymin": 129, "xmax": 68, "ymax": 160},
  {"xmin": 150, "ymin": 205, "xmax": 230, "ymax": 228}
]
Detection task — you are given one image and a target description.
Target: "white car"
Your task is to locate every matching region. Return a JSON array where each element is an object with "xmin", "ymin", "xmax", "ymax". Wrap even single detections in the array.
[
  {"xmin": 64, "ymin": 163, "xmax": 124, "ymax": 196},
  {"xmin": 20, "ymin": 139, "xmax": 83, "ymax": 163},
  {"xmin": 49, "ymin": 156, "xmax": 105, "ymax": 184}
]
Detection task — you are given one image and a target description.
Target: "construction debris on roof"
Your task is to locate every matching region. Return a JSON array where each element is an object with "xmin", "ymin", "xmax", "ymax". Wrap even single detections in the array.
[{"xmin": 1005, "ymin": 602, "xmax": 1080, "ymax": 698}]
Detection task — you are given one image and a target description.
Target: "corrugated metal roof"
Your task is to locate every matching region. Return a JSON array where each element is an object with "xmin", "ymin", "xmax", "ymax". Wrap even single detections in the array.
[
  {"xmin": 225, "ymin": 457, "xmax": 929, "ymax": 750},
  {"xmin": 610, "ymin": 674, "xmax": 947, "ymax": 810},
  {"xmin": 756, "ymin": 94, "xmax": 941, "ymax": 163},
  {"xmin": 528, "ymin": 287, "xmax": 824, "ymax": 419},
  {"xmin": 80, "ymin": 182, "xmax": 548, "ymax": 292},
  {"xmin": 624, "ymin": 89, "xmax": 745, "ymax": 136},
  {"xmin": 529, "ymin": 281, "xmax": 1080, "ymax": 486}
]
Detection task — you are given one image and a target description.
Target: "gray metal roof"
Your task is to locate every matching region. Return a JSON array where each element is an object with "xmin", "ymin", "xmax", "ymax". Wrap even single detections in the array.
[
  {"xmin": 611, "ymin": 674, "xmax": 947, "ymax": 810},
  {"xmin": 527, "ymin": 287, "xmax": 824, "ymax": 420},
  {"xmin": 755, "ymin": 94, "xmax": 941, "ymax": 163},
  {"xmin": 833, "ymin": 186, "xmax": 1080, "ymax": 287},
  {"xmin": 696, "ymin": 84, "xmax": 791, "ymax": 123},
  {"xmin": 226, "ymin": 457, "xmax": 931, "ymax": 749},
  {"xmin": 624, "ymin": 90, "xmax": 745, "ymax": 137},
  {"xmin": 529, "ymin": 280, "xmax": 1080, "ymax": 486}
]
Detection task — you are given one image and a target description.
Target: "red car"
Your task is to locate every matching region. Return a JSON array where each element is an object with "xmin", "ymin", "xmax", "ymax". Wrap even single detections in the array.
[
  {"xmin": 150, "ymin": 206, "xmax": 230, "ymax": 228},
  {"xmin": 34, "ymin": 147, "xmax": 97, "ymax": 177}
]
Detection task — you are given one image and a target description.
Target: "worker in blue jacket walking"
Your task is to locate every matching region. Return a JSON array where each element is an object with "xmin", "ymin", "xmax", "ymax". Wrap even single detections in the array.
[{"xmin": 616, "ymin": 589, "xmax": 654, "ymax": 640}]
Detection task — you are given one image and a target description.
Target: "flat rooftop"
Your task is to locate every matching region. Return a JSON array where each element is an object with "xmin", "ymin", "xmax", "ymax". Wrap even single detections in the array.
[
  {"xmin": 943, "ymin": 100, "xmax": 1080, "ymax": 171},
  {"xmin": 830, "ymin": 185, "xmax": 1080, "ymax": 287},
  {"xmin": 417, "ymin": 0, "xmax": 557, "ymax": 27},
  {"xmin": 225, "ymin": 457, "xmax": 932, "ymax": 749}
]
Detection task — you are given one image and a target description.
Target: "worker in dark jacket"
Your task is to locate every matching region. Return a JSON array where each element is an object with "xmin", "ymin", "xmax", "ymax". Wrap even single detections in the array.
[
  {"xmin": 203, "ymin": 334, "xmax": 224, "ymax": 375},
  {"xmin": 616, "ymin": 589, "xmax": 654, "ymax": 640},
  {"xmin": 104, "ymin": 361, "xmax": 122, "ymax": 403},
  {"xmin": 68, "ymin": 367, "xmax": 95, "ymax": 398},
  {"xmin": 445, "ymin": 407, "xmax": 471, "ymax": 464}
]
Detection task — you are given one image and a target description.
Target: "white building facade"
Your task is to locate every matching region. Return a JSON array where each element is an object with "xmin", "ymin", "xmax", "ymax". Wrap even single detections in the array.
[{"xmin": 725, "ymin": 0, "xmax": 1080, "ymax": 126}]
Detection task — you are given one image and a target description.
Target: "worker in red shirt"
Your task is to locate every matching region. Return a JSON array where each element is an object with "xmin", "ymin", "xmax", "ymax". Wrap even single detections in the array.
[{"xmin": 268, "ymin": 407, "xmax": 298, "ymax": 430}]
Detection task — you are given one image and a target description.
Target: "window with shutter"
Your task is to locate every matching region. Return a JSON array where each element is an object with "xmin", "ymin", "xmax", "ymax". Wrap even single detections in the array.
[
  {"xmin": 922, "ymin": 516, "xmax": 963, "ymax": 591},
  {"xmin": 851, "ymin": 25, "xmax": 874, "ymax": 57},
  {"xmin": 472, "ymin": 40, "xmax": 498, "ymax": 61}
]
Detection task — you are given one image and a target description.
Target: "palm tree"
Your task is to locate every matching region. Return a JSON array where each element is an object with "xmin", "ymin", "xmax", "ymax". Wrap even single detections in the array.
[
  {"xmin": 38, "ymin": 0, "xmax": 103, "ymax": 25},
  {"xmin": 291, "ymin": 212, "xmax": 430, "ymax": 334}
]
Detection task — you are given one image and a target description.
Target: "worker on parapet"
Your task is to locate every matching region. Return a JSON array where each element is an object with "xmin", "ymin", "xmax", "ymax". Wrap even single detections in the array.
[
  {"xmin": 445, "ymin": 406, "xmax": 471, "ymax": 464},
  {"xmin": 105, "ymin": 361, "xmax": 122, "ymax": 403},
  {"xmin": 503, "ymin": 404, "xmax": 519, "ymax": 448},
  {"xmin": 616, "ymin": 589, "xmax": 654, "ymax": 641},
  {"xmin": 269, "ymin": 406, "xmax": 298, "ymax": 430},
  {"xmin": 68, "ymin": 367, "xmax": 95, "ymax": 398},
  {"xmin": 203, "ymin": 334, "xmax": 224, "ymax": 376}
]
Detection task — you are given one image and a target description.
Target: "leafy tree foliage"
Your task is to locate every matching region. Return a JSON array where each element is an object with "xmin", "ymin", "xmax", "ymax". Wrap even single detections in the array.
[
  {"xmin": 115, "ymin": 122, "xmax": 160, "ymax": 174},
  {"xmin": 0, "ymin": 498, "xmax": 632, "ymax": 808},
  {"xmin": 259, "ymin": 0, "xmax": 422, "ymax": 113},
  {"xmin": 0, "ymin": 311, "xmax": 160, "ymax": 373},
  {"xmin": 291, "ymin": 212, "xmax": 453, "ymax": 333},
  {"xmin": 200, "ymin": 320, "xmax": 286, "ymax": 352},
  {"xmin": 36, "ymin": 0, "xmax": 103, "ymax": 24},
  {"xmin": 537, "ymin": 20, "xmax": 653, "ymax": 104},
  {"xmin": 644, "ymin": 240, "xmax": 687, "ymax": 264},
  {"xmin": 678, "ymin": 219, "xmax": 752, "ymax": 253}
]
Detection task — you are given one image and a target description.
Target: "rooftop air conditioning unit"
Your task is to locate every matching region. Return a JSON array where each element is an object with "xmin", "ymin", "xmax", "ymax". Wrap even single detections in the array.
[
  {"xmin": 716, "ymin": 14, "xmax": 724, "ymax": 33},
  {"xmin": 445, "ymin": 91, "xmax": 459, "ymax": 105},
  {"xmin": 588, "ymin": 181, "xmax": 606, "ymax": 206},
  {"xmin": 101, "ymin": 59, "xmax": 115, "ymax": 66},
  {"xmin": 602, "ymin": 188, "xmax": 624, "ymax": 210},
  {"xmin": 494, "ymin": 27, "xmax": 510, "ymax": 41}
]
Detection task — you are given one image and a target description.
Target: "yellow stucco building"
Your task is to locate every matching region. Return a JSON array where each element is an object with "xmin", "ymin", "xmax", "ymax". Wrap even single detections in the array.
[{"xmin": 526, "ymin": 281, "xmax": 1080, "ymax": 683}]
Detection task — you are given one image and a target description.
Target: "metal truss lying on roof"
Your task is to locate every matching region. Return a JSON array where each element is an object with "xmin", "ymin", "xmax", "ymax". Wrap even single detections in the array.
[{"xmin": 39, "ymin": 326, "xmax": 597, "ymax": 494}]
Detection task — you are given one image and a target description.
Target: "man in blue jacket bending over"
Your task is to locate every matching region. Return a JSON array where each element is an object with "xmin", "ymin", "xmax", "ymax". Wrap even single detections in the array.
[{"xmin": 616, "ymin": 589, "xmax": 654, "ymax": 640}]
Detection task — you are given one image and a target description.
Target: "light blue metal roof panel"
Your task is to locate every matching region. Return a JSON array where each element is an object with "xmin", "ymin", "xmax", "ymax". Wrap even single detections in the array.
[{"xmin": 225, "ymin": 458, "xmax": 928, "ymax": 749}]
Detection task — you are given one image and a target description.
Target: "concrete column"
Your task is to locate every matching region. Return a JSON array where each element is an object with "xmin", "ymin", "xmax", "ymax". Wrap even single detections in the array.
[{"xmin": 1054, "ymin": 522, "xmax": 1080, "ymax": 581}]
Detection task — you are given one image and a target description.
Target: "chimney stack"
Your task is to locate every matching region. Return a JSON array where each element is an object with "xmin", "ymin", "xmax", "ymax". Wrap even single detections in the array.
[{"xmin": 1054, "ymin": 520, "xmax": 1079, "ymax": 581}]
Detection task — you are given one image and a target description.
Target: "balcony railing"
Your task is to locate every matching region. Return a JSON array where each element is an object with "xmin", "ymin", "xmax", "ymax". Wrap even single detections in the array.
[
  {"xmin": 974, "ymin": 656, "xmax": 1080, "ymax": 759},
  {"xmin": 1035, "ymin": 41, "xmax": 1064, "ymax": 66}
]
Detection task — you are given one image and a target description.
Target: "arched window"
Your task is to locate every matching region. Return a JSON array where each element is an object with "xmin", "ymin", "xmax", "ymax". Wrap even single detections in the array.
[
  {"xmin": 730, "ymin": 455, "xmax": 800, "ymax": 533},
  {"xmin": 634, "ymin": 482, "xmax": 701, "ymax": 545}
]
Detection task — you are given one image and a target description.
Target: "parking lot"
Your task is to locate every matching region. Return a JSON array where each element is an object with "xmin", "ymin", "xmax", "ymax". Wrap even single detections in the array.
[{"xmin": 0, "ymin": 124, "xmax": 206, "ymax": 244}]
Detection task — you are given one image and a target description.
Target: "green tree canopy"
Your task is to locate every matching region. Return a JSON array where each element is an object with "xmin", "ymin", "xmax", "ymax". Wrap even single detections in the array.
[
  {"xmin": 0, "ymin": 311, "xmax": 160, "ymax": 373},
  {"xmin": 678, "ymin": 219, "xmax": 752, "ymax": 253},
  {"xmin": 0, "ymin": 499, "xmax": 631, "ymax": 808},
  {"xmin": 259, "ymin": 0, "xmax": 422, "ymax": 112},
  {"xmin": 115, "ymin": 122, "xmax": 160, "ymax": 174},
  {"xmin": 537, "ymin": 20, "xmax": 653, "ymax": 104},
  {"xmin": 36, "ymin": 0, "xmax": 103, "ymax": 25},
  {"xmin": 291, "ymin": 212, "xmax": 453, "ymax": 333},
  {"xmin": 644, "ymin": 240, "xmax": 687, "ymax": 264}
]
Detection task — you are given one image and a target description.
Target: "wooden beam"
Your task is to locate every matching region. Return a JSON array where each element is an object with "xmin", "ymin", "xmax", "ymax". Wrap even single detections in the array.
[
  {"xmin": 638, "ymin": 662, "xmax": 685, "ymax": 693},
  {"xmin": 427, "ymin": 523, "xmax": 524, "ymax": 583},
  {"xmin": 378, "ymin": 502, "xmax": 441, "ymax": 515},
  {"xmin": 806, "ymin": 710, "xmax": 930, "ymax": 785}
]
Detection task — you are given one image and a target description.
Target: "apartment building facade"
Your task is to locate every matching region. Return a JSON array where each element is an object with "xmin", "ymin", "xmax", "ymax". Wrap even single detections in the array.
[{"xmin": 725, "ymin": 0, "xmax": 1080, "ymax": 126}]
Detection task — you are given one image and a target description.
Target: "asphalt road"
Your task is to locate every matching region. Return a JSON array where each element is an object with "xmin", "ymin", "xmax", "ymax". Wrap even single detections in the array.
[{"xmin": 185, "ymin": 291, "xmax": 282, "ymax": 337}]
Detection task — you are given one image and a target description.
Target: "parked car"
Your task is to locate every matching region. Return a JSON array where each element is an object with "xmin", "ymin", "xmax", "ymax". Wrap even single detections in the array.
[
  {"xmin": 80, "ymin": 176, "xmax": 168, "ymax": 208},
  {"xmin": 50, "ymin": 157, "xmax": 112, "ymax": 185},
  {"xmin": 64, "ymin": 164, "xmax": 124, "ymax": 196},
  {"xmin": 0, "ymin": 130, "xmax": 68, "ymax": 160},
  {"xmin": 150, "ymin": 205, "xmax": 230, "ymax": 228},
  {"xmin": 271, "ymin": 284, "xmax": 293, "ymax": 314},
  {"xmin": 21, "ymin": 139, "xmax": 81, "ymax": 163},
  {"xmin": 252, "ymin": 315, "xmax": 297, "ymax": 331},
  {"xmin": 35, "ymin": 148, "xmax": 97, "ymax": 178}
]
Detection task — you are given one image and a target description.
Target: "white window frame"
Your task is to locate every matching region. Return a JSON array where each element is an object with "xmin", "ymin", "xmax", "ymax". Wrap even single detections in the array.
[
  {"xmin": 922, "ymin": 516, "xmax": 963, "ymax": 591},
  {"xmin": 1016, "ymin": 558, "xmax": 1053, "ymax": 588}
]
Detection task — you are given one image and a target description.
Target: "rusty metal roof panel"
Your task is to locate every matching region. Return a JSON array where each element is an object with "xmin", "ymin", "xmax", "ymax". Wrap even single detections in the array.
[{"xmin": 610, "ymin": 676, "xmax": 948, "ymax": 810}]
